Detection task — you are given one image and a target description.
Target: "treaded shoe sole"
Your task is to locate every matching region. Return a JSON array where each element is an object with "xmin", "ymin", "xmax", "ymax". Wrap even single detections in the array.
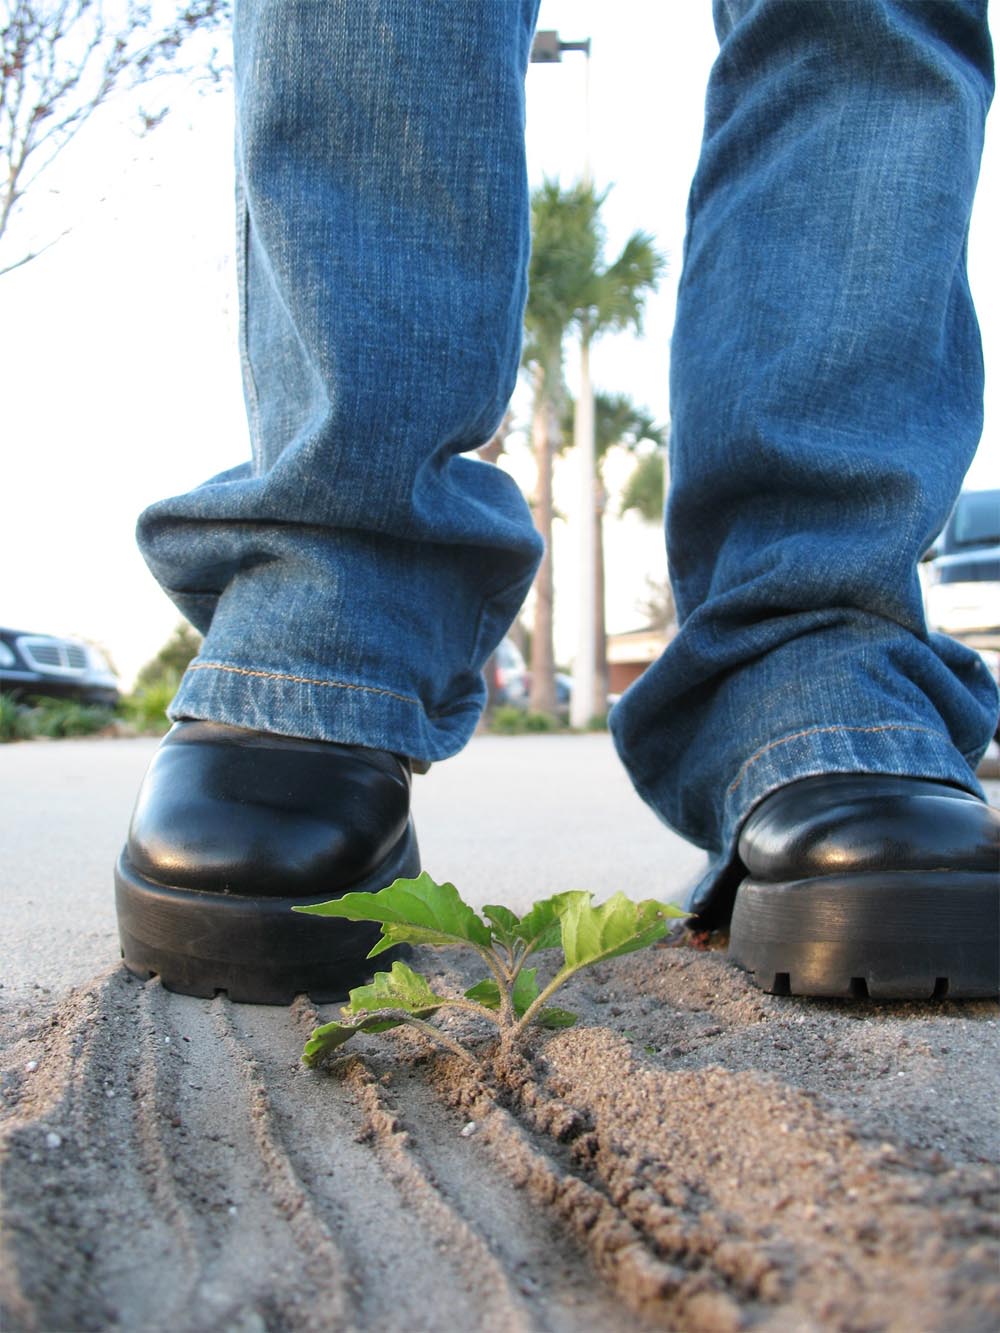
[
  {"xmin": 728, "ymin": 871, "xmax": 999, "ymax": 999},
  {"xmin": 115, "ymin": 821, "xmax": 420, "ymax": 1005}
]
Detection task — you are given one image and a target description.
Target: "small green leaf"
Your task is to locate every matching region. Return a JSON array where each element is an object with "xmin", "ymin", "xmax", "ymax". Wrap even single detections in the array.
[
  {"xmin": 537, "ymin": 1007, "xmax": 577, "ymax": 1029},
  {"xmin": 483, "ymin": 904, "xmax": 519, "ymax": 948},
  {"xmin": 513, "ymin": 893, "xmax": 575, "ymax": 953},
  {"xmin": 302, "ymin": 1014, "xmax": 402, "ymax": 1067},
  {"xmin": 463, "ymin": 977, "xmax": 501, "ymax": 1009},
  {"xmin": 512, "ymin": 967, "xmax": 541, "ymax": 1015},
  {"xmin": 294, "ymin": 873, "xmax": 493, "ymax": 958},
  {"xmin": 554, "ymin": 891, "xmax": 686, "ymax": 981},
  {"xmin": 346, "ymin": 960, "xmax": 451, "ymax": 1017},
  {"xmin": 464, "ymin": 967, "xmax": 540, "ymax": 1018},
  {"xmin": 303, "ymin": 1019, "xmax": 358, "ymax": 1065}
]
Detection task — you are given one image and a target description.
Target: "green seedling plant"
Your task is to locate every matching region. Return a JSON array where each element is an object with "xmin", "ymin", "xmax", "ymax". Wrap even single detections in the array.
[{"xmin": 294, "ymin": 873, "xmax": 686, "ymax": 1068}]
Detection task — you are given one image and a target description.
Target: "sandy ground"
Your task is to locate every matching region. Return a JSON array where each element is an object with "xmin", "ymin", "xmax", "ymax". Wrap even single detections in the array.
[{"xmin": 1, "ymin": 736, "xmax": 998, "ymax": 1332}]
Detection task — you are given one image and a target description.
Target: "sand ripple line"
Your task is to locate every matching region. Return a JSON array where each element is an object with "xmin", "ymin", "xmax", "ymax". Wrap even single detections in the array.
[
  {"xmin": 209, "ymin": 996, "xmax": 357, "ymax": 1330},
  {"xmin": 0, "ymin": 983, "xmax": 110, "ymax": 1330},
  {"xmin": 130, "ymin": 982, "xmax": 203, "ymax": 1299},
  {"xmin": 1, "ymin": 973, "xmax": 207, "ymax": 1333},
  {"xmin": 342, "ymin": 1056, "xmax": 538, "ymax": 1333},
  {"xmin": 495, "ymin": 1051, "xmax": 759, "ymax": 1330},
  {"xmin": 430, "ymin": 1054, "xmax": 688, "ymax": 1327},
  {"xmin": 542, "ymin": 1027, "xmax": 1000, "ymax": 1332}
]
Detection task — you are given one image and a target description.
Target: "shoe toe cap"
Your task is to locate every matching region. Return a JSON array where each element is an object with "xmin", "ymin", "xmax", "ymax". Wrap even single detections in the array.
[
  {"xmin": 738, "ymin": 774, "xmax": 1000, "ymax": 882},
  {"xmin": 125, "ymin": 726, "xmax": 411, "ymax": 896}
]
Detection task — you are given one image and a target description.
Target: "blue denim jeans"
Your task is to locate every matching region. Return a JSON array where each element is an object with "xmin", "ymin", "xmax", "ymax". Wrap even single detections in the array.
[{"xmin": 138, "ymin": 0, "xmax": 998, "ymax": 918}]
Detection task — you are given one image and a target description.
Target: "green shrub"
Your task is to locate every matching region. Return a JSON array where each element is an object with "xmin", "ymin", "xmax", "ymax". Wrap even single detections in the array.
[
  {"xmin": 0, "ymin": 694, "xmax": 115, "ymax": 741},
  {"xmin": 489, "ymin": 706, "xmax": 560, "ymax": 735},
  {"xmin": 27, "ymin": 696, "xmax": 116, "ymax": 738},
  {"xmin": 523, "ymin": 710, "xmax": 560, "ymax": 733},
  {"xmin": 119, "ymin": 675, "xmax": 178, "ymax": 735},
  {"xmin": 134, "ymin": 623, "xmax": 202, "ymax": 692},
  {"xmin": 0, "ymin": 693, "xmax": 34, "ymax": 742}
]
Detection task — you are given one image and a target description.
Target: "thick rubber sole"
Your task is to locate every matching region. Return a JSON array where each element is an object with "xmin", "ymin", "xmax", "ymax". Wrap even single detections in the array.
[
  {"xmin": 115, "ymin": 821, "xmax": 420, "ymax": 1005},
  {"xmin": 728, "ymin": 871, "xmax": 999, "ymax": 999}
]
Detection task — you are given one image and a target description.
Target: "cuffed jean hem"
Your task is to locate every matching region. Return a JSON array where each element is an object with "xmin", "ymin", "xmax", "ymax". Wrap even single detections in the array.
[
  {"xmin": 637, "ymin": 720, "xmax": 986, "ymax": 926},
  {"xmin": 167, "ymin": 658, "xmax": 484, "ymax": 763}
]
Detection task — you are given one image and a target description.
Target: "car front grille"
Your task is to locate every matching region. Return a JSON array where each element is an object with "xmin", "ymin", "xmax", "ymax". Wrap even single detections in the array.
[
  {"xmin": 18, "ymin": 637, "xmax": 88, "ymax": 676},
  {"xmin": 25, "ymin": 642, "xmax": 61, "ymax": 667}
]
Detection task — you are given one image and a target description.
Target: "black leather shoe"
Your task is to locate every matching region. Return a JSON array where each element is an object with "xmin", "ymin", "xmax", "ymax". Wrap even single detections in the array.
[
  {"xmin": 727, "ymin": 775, "xmax": 999, "ymax": 999},
  {"xmin": 114, "ymin": 721, "xmax": 420, "ymax": 1004}
]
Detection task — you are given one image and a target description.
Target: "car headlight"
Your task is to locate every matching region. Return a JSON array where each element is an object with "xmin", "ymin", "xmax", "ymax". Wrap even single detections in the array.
[
  {"xmin": 0, "ymin": 642, "xmax": 16, "ymax": 669},
  {"xmin": 86, "ymin": 646, "xmax": 112, "ymax": 673}
]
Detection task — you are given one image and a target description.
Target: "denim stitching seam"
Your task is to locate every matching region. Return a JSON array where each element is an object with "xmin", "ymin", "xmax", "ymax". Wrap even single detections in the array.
[
  {"xmin": 186, "ymin": 661, "xmax": 422, "ymax": 708},
  {"xmin": 726, "ymin": 722, "xmax": 948, "ymax": 797}
]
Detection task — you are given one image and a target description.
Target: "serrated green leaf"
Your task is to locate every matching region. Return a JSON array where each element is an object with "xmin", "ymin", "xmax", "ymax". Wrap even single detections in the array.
[
  {"xmin": 302, "ymin": 1014, "xmax": 402, "ymax": 1067},
  {"xmin": 463, "ymin": 968, "xmax": 540, "ymax": 1018},
  {"xmin": 463, "ymin": 977, "xmax": 501, "ymax": 1008},
  {"xmin": 483, "ymin": 904, "xmax": 519, "ymax": 948},
  {"xmin": 513, "ymin": 893, "xmax": 575, "ymax": 953},
  {"xmin": 512, "ymin": 967, "xmax": 541, "ymax": 1014},
  {"xmin": 554, "ymin": 891, "xmax": 686, "ymax": 982},
  {"xmin": 303, "ymin": 1019, "xmax": 358, "ymax": 1065},
  {"xmin": 346, "ymin": 960, "xmax": 451, "ymax": 1016},
  {"xmin": 537, "ymin": 1007, "xmax": 578, "ymax": 1029},
  {"xmin": 293, "ymin": 873, "xmax": 493, "ymax": 958}
]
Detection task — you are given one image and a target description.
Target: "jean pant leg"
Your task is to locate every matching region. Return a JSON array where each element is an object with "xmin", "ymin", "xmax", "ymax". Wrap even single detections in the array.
[
  {"xmin": 611, "ymin": 0, "xmax": 999, "ymax": 919},
  {"xmin": 136, "ymin": 0, "xmax": 543, "ymax": 762}
]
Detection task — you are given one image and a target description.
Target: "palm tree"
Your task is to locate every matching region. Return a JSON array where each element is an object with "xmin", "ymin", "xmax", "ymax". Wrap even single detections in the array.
[
  {"xmin": 564, "ymin": 392, "xmax": 666, "ymax": 711},
  {"xmin": 618, "ymin": 447, "xmax": 665, "ymax": 523},
  {"xmin": 523, "ymin": 180, "xmax": 664, "ymax": 717},
  {"xmin": 522, "ymin": 181, "xmax": 597, "ymax": 714},
  {"xmin": 619, "ymin": 439, "xmax": 676, "ymax": 641}
]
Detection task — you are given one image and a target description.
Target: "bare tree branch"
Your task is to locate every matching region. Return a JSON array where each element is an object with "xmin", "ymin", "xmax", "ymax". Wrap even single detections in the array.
[{"xmin": 1, "ymin": 0, "xmax": 230, "ymax": 274}]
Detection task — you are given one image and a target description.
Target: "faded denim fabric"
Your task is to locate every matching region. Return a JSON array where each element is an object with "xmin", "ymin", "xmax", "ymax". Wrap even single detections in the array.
[
  {"xmin": 138, "ymin": 0, "xmax": 544, "ymax": 759},
  {"xmin": 610, "ymin": 0, "xmax": 999, "ymax": 918},
  {"xmin": 137, "ymin": 0, "xmax": 999, "ymax": 919}
]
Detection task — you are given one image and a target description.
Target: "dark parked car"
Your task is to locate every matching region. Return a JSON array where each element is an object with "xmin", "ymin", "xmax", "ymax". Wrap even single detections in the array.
[{"xmin": 0, "ymin": 626, "xmax": 120, "ymax": 706}]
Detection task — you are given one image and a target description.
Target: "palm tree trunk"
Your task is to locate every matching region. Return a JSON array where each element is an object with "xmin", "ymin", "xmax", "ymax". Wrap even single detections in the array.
[
  {"xmin": 529, "ymin": 366, "xmax": 557, "ymax": 715},
  {"xmin": 593, "ymin": 481, "xmax": 608, "ymax": 714}
]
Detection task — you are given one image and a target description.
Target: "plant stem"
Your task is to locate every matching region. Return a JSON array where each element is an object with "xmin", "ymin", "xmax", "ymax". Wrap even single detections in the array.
[
  {"xmin": 352, "ymin": 1009, "xmax": 485, "ymax": 1066},
  {"xmin": 397, "ymin": 1015, "xmax": 481, "ymax": 1066},
  {"xmin": 443, "ymin": 997, "xmax": 504, "ymax": 1025},
  {"xmin": 473, "ymin": 945, "xmax": 516, "ymax": 1028},
  {"xmin": 507, "ymin": 942, "xmax": 532, "ymax": 985},
  {"xmin": 512, "ymin": 966, "xmax": 574, "ymax": 1037}
]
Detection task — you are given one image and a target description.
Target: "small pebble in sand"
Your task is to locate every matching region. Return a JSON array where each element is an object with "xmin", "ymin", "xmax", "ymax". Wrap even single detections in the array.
[
  {"xmin": 106, "ymin": 1089, "xmax": 116, "ymax": 1098},
  {"xmin": 460, "ymin": 1121, "xmax": 478, "ymax": 1138},
  {"xmin": 45, "ymin": 1132, "xmax": 62, "ymax": 1149},
  {"xmin": 228, "ymin": 1206, "xmax": 238, "ymax": 1217},
  {"xmin": 164, "ymin": 1037, "xmax": 171, "ymax": 1044},
  {"xmin": 25, "ymin": 1060, "xmax": 38, "ymax": 1073}
]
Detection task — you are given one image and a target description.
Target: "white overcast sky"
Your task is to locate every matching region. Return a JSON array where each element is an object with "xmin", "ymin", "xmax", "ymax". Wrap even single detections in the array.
[{"xmin": 1, "ymin": 0, "xmax": 997, "ymax": 686}]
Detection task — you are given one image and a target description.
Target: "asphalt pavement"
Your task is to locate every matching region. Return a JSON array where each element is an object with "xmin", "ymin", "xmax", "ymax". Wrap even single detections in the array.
[{"xmin": 1, "ymin": 733, "xmax": 708, "ymax": 1009}]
